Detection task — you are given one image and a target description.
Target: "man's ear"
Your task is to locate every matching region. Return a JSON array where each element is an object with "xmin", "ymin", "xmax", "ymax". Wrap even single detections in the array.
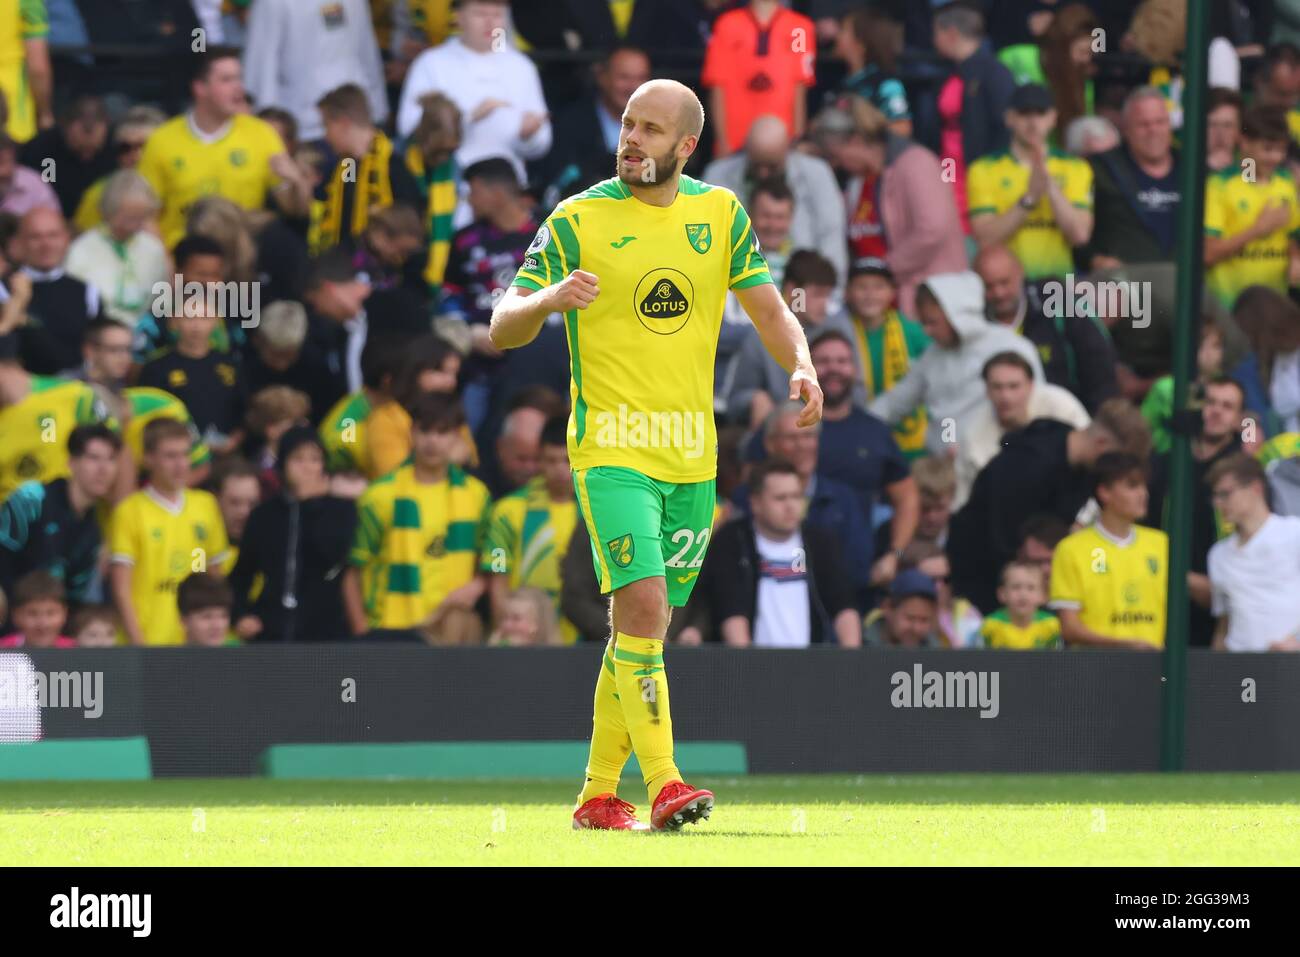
[{"xmin": 678, "ymin": 134, "xmax": 698, "ymax": 162}]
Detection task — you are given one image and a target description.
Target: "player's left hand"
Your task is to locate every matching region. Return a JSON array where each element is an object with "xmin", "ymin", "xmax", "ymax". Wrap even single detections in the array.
[{"xmin": 789, "ymin": 368, "xmax": 823, "ymax": 428}]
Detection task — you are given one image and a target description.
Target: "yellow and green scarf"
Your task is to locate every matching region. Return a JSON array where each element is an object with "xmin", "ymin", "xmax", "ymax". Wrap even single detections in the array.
[
  {"xmin": 405, "ymin": 143, "xmax": 458, "ymax": 297},
  {"xmin": 855, "ymin": 310, "xmax": 927, "ymax": 453},
  {"xmin": 312, "ymin": 131, "xmax": 397, "ymax": 255}
]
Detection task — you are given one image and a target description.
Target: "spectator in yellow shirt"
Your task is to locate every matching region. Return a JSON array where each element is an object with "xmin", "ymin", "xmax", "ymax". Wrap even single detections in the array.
[{"xmin": 136, "ymin": 49, "xmax": 311, "ymax": 247}]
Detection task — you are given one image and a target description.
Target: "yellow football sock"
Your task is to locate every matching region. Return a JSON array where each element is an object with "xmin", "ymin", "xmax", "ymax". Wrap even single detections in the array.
[
  {"xmin": 577, "ymin": 639, "xmax": 631, "ymax": 806},
  {"xmin": 613, "ymin": 632, "xmax": 681, "ymax": 805}
]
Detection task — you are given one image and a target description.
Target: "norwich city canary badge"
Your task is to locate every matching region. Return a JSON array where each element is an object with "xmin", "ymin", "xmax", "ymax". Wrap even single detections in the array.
[
  {"xmin": 685, "ymin": 223, "xmax": 711, "ymax": 254},
  {"xmin": 607, "ymin": 534, "xmax": 635, "ymax": 568}
]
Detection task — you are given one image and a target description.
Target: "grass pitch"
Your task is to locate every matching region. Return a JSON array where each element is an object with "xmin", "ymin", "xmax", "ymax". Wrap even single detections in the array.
[{"xmin": 2, "ymin": 774, "xmax": 1298, "ymax": 866}]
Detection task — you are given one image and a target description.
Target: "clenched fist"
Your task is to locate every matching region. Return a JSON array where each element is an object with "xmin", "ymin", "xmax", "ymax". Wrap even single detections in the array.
[{"xmin": 547, "ymin": 269, "xmax": 600, "ymax": 312}]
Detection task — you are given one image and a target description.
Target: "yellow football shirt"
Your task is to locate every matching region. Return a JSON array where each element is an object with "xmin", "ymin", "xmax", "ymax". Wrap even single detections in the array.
[
  {"xmin": 1049, "ymin": 523, "xmax": 1168, "ymax": 648},
  {"xmin": 350, "ymin": 464, "xmax": 491, "ymax": 630},
  {"xmin": 978, "ymin": 608, "xmax": 1062, "ymax": 649},
  {"xmin": 967, "ymin": 148, "xmax": 1093, "ymax": 280},
  {"xmin": 320, "ymin": 391, "xmax": 374, "ymax": 475},
  {"xmin": 74, "ymin": 174, "xmax": 107, "ymax": 232},
  {"xmin": 0, "ymin": 375, "xmax": 106, "ymax": 499},
  {"xmin": 121, "ymin": 387, "xmax": 212, "ymax": 471},
  {"xmin": 480, "ymin": 475, "xmax": 579, "ymax": 643},
  {"xmin": 1204, "ymin": 168, "xmax": 1300, "ymax": 306},
  {"xmin": 109, "ymin": 486, "xmax": 230, "ymax": 646},
  {"xmin": 137, "ymin": 113, "xmax": 286, "ymax": 247},
  {"xmin": 512, "ymin": 175, "xmax": 772, "ymax": 484},
  {"xmin": 0, "ymin": 0, "xmax": 47, "ymax": 143}
]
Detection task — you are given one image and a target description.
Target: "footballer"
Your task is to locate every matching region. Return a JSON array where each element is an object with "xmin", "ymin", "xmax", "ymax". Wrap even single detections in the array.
[{"xmin": 490, "ymin": 79, "xmax": 822, "ymax": 832}]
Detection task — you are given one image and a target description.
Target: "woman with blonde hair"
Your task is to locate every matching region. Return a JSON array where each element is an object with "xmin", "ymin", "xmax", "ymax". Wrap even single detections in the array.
[{"xmin": 488, "ymin": 587, "xmax": 560, "ymax": 647}]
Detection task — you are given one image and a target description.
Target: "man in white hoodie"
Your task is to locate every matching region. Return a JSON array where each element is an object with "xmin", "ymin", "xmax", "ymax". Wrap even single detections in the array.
[
  {"xmin": 868, "ymin": 271, "xmax": 1042, "ymax": 457},
  {"xmin": 395, "ymin": 0, "xmax": 551, "ymax": 188}
]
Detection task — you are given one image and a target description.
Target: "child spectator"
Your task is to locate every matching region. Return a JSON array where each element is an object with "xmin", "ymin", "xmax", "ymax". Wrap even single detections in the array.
[
  {"xmin": 137, "ymin": 297, "xmax": 247, "ymax": 455},
  {"xmin": 321, "ymin": 333, "xmax": 469, "ymax": 481},
  {"xmin": 902, "ymin": 542, "xmax": 982, "ymax": 648},
  {"xmin": 343, "ymin": 392, "xmax": 490, "ymax": 643},
  {"xmin": 488, "ymin": 586, "xmax": 559, "ymax": 647},
  {"xmin": 319, "ymin": 335, "xmax": 406, "ymax": 480},
  {"xmin": 178, "ymin": 572, "xmax": 237, "ymax": 647},
  {"xmin": 0, "ymin": 572, "xmax": 75, "ymax": 648},
  {"xmin": 978, "ymin": 560, "xmax": 1063, "ymax": 649},
  {"xmin": 481, "ymin": 416, "xmax": 576, "ymax": 642},
  {"xmin": 1205, "ymin": 106, "xmax": 1300, "ymax": 307},
  {"xmin": 70, "ymin": 604, "xmax": 119, "ymax": 647},
  {"xmin": 243, "ymin": 385, "xmax": 311, "ymax": 496},
  {"xmin": 109, "ymin": 418, "xmax": 230, "ymax": 646},
  {"xmin": 1050, "ymin": 452, "xmax": 1168, "ymax": 650},
  {"xmin": 832, "ymin": 258, "xmax": 930, "ymax": 457}
]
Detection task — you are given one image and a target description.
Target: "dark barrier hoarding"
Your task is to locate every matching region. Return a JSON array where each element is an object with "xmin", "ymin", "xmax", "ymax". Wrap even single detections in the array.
[{"xmin": 4, "ymin": 647, "xmax": 1298, "ymax": 775}]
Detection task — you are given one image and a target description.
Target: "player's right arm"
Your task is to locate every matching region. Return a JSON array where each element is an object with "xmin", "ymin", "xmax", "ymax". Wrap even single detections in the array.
[{"xmin": 489, "ymin": 271, "xmax": 600, "ymax": 350}]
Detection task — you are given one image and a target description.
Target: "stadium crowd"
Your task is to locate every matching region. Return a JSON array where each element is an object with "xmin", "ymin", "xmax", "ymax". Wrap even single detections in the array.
[{"xmin": 1, "ymin": 0, "xmax": 1300, "ymax": 654}]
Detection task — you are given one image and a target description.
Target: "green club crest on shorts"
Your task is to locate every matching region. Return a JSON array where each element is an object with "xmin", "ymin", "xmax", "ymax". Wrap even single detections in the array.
[
  {"xmin": 607, "ymin": 533, "xmax": 635, "ymax": 568},
  {"xmin": 685, "ymin": 223, "xmax": 712, "ymax": 254}
]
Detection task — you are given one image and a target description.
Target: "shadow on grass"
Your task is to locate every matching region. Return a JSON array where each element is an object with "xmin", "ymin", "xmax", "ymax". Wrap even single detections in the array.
[{"xmin": 1, "ymin": 773, "xmax": 1299, "ymax": 811}]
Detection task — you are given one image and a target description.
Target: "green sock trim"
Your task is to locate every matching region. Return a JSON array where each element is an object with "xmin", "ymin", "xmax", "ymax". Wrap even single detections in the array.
[{"xmin": 614, "ymin": 647, "xmax": 664, "ymax": 666}]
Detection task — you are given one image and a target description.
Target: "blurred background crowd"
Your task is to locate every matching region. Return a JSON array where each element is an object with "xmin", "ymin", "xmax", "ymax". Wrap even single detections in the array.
[{"xmin": 1, "ymin": 0, "xmax": 1298, "ymax": 655}]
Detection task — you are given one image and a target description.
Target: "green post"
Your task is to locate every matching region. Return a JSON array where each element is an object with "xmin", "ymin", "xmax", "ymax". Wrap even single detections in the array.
[{"xmin": 1160, "ymin": 0, "xmax": 1211, "ymax": 771}]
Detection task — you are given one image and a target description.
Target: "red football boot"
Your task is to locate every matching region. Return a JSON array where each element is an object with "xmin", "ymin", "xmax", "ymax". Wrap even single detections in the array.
[
  {"xmin": 650, "ymin": 781, "xmax": 715, "ymax": 831},
  {"xmin": 572, "ymin": 794, "xmax": 650, "ymax": 831}
]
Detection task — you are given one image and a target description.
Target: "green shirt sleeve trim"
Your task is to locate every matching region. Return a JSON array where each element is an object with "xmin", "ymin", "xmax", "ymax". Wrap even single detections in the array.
[{"xmin": 730, "ymin": 270, "xmax": 772, "ymax": 290}]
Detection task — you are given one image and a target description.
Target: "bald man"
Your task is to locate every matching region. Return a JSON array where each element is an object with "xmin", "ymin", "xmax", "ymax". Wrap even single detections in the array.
[
  {"xmin": 974, "ymin": 244, "xmax": 1118, "ymax": 412},
  {"xmin": 492, "ymin": 78, "xmax": 824, "ymax": 832},
  {"xmin": 703, "ymin": 113, "xmax": 847, "ymax": 283},
  {"xmin": 492, "ymin": 405, "xmax": 546, "ymax": 496},
  {"xmin": 14, "ymin": 207, "xmax": 105, "ymax": 374}
]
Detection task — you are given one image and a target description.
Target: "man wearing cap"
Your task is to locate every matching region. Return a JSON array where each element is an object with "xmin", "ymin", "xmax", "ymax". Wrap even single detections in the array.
[
  {"xmin": 862, "ymin": 569, "xmax": 943, "ymax": 647},
  {"xmin": 828, "ymin": 257, "xmax": 931, "ymax": 458},
  {"xmin": 967, "ymin": 83, "xmax": 1094, "ymax": 281}
]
